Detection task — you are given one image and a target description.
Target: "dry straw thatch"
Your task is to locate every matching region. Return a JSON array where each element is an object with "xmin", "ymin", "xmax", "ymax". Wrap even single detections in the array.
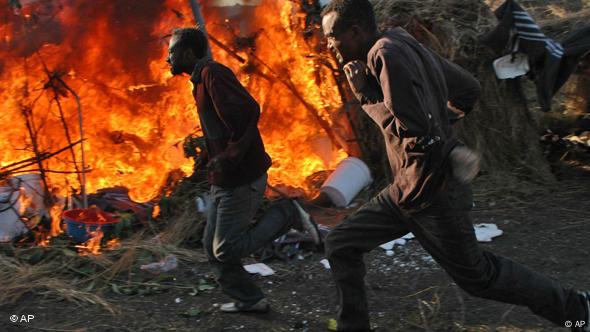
[{"xmin": 0, "ymin": 221, "xmax": 208, "ymax": 313}]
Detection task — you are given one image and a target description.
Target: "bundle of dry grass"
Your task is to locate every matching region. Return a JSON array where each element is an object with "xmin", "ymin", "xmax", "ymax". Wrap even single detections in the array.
[
  {"xmin": 0, "ymin": 248, "xmax": 117, "ymax": 313},
  {"xmin": 158, "ymin": 176, "xmax": 208, "ymax": 246},
  {"xmin": 540, "ymin": 9, "xmax": 590, "ymax": 39},
  {"xmin": 0, "ymin": 205, "xmax": 208, "ymax": 313}
]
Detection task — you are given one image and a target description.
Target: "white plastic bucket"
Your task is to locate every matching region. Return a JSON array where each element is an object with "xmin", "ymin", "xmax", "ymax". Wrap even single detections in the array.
[
  {"xmin": 320, "ymin": 157, "xmax": 372, "ymax": 207},
  {"xmin": 0, "ymin": 185, "xmax": 26, "ymax": 242}
]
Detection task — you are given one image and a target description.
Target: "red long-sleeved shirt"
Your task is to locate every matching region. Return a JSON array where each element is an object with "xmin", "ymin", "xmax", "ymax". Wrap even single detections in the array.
[{"xmin": 191, "ymin": 59, "xmax": 271, "ymax": 188}]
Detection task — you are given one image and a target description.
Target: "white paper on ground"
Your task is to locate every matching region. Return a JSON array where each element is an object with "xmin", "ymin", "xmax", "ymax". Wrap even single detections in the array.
[
  {"xmin": 379, "ymin": 232, "xmax": 414, "ymax": 250},
  {"xmin": 402, "ymin": 233, "xmax": 415, "ymax": 240},
  {"xmin": 319, "ymin": 259, "xmax": 331, "ymax": 269},
  {"xmin": 393, "ymin": 238, "xmax": 406, "ymax": 246},
  {"xmin": 140, "ymin": 255, "xmax": 178, "ymax": 273},
  {"xmin": 244, "ymin": 263, "xmax": 275, "ymax": 276},
  {"xmin": 379, "ymin": 241, "xmax": 395, "ymax": 250},
  {"xmin": 378, "ymin": 223, "xmax": 503, "ymax": 255},
  {"xmin": 474, "ymin": 223, "xmax": 503, "ymax": 242}
]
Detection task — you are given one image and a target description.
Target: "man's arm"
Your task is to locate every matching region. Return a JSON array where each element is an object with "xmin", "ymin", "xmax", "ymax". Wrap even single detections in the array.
[
  {"xmin": 204, "ymin": 65, "xmax": 260, "ymax": 170},
  {"xmin": 436, "ymin": 56, "xmax": 481, "ymax": 122},
  {"xmin": 361, "ymin": 46, "xmax": 431, "ymax": 138}
]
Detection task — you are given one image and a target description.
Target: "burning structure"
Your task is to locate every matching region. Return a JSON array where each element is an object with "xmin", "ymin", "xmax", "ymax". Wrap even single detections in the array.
[{"xmin": 0, "ymin": 0, "xmax": 358, "ymax": 242}]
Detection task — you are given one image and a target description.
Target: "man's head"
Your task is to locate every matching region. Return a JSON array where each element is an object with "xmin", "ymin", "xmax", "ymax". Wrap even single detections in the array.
[
  {"xmin": 321, "ymin": 0, "xmax": 378, "ymax": 64},
  {"xmin": 167, "ymin": 27, "xmax": 208, "ymax": 75}
]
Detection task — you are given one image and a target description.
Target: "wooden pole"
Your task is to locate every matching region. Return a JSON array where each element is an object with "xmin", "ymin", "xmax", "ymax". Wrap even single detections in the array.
[
  {"xmin": 0, "ymin": 140, "xmax": 83, "ymax": 178},
  {"xmin": 21, "ymin": 106, "xmax": 54, "ymax": 206},
  {"xmin": 188, "ymin": 0, "xmax": 213, "ymax": 59}
]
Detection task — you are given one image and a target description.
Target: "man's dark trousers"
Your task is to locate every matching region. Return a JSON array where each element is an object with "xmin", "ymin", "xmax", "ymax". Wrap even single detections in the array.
[
  {"xmin": 203, "ymin": 173, "xmax": 294, "ymax": 305},
  {"xmin": 325, "ymin": 179, "xmax": 586, "ymax": 331}
]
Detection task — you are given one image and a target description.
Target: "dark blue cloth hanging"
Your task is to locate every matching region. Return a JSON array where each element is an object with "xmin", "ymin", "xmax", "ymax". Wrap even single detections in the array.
[{"xmin": 481, "ymin": 0, "xmax": 590, "ymax": 111}]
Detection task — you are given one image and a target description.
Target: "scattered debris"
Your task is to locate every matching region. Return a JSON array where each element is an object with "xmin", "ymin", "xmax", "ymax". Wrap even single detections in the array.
[
  {"xmin": 196, "ymin": 278, "xmax": 216, "ymax": 291},
  {"xmin": 378, "ymin": 233, "xmax": 415, "ymax": 251},
  {"xmin": 376, "ymin": 222, "xmax": 503, "ymax": 257},
  {"xmin": 319, "ymin": 258, "xmax": 330, "ymax": 269},
  {"xmin": 244, "ymin": 263, "xmax": 275, "ymax": 276},
  {"xmin": 84, "ymin": 187, "xmax": 154, "ymax": 221},
  {"xmin": 180, "ymin": 307, "xmax": 201, "ymax": 317},
  {"xmin": 474, "ymin": 223, "xmax": 504, "ymax": 242},
  {"xmin": 195, "ymin": 193, "xmax": 211, "ymax": 213},
  {"xmin": 140, "ymin": 255, "xmax": 178, "ymax": 274}
]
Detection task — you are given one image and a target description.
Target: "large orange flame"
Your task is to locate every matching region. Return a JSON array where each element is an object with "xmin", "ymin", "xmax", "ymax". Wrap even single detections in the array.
[{"xmin": 0, "ymin": 0, "xmax": 348, "ymax": 210}]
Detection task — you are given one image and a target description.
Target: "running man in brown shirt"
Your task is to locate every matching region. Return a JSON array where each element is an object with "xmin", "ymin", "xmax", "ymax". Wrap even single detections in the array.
[{"xmin": 321, "ymin": 1, "xmax": 589, "ymax": 331}]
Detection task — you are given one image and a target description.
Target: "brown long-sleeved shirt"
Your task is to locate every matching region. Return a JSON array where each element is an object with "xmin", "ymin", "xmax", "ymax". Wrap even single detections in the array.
[
  {"xmin": 191, "ymin": 59, "xmax": 271, "ymax": 188},
  {"xmin": 359, "ymin": 28, "xmax": 481, "ymax": 211}
]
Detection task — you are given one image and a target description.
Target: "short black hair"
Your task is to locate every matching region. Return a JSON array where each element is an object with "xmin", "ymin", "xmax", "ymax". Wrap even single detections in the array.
[
  {"xmin": 172, "ymin": 27, "xmax": 208, "ymax": 59},
  {"xmin": 321, "ymin": 0, "xmax": 377, "ymax": 33}
]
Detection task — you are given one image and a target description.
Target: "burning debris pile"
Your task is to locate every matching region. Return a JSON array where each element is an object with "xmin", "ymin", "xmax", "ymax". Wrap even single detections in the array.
[
  {"xmin": 0, "ymin": 0, "xmax": 363, "ymax": 247},
  {"xmin": 0, "ymin": 0, "xmax": 361, "ymax": 310},
  {"xmin": 1, "ymin": 0, "xmax": 198, "ymax": 202}
]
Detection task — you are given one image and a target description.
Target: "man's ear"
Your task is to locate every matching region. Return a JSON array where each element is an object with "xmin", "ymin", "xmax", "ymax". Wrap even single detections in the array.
[{"xmin": 182, "ymin": 48, "xmax": 197, "ymax": 63}]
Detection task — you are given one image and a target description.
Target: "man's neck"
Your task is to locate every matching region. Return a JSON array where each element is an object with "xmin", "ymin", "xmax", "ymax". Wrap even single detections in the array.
[{"xmin": 189, "ymin": 56, "xmax": 211, "ymax": 83}]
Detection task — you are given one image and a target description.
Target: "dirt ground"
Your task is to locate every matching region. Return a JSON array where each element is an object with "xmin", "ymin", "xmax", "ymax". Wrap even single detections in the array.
[{"xmin": 1, "ymin": 166, "xmax": 589, "ymax": 332}]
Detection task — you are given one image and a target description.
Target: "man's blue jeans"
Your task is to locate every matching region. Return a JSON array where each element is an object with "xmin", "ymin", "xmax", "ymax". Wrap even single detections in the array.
[{"xmin": 203, "ymin": 173, "xmax": 294, "ymax": 305}]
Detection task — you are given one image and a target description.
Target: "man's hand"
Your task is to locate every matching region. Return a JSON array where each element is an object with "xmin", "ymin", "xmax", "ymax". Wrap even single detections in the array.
[
  {"xmin": 343, "ymin": 61, "xmax": 369, "ymax": 100},
  {"xmin": 449, "ymin": 145, "xmax": 480, "ymax": 184},
  {"xmin": 447, "ymin": 101, "xmax": 466, "ymax": 120},
  {"xmin": 207, "ymin": 156, "xmax": 231, "ymax": 174}
]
